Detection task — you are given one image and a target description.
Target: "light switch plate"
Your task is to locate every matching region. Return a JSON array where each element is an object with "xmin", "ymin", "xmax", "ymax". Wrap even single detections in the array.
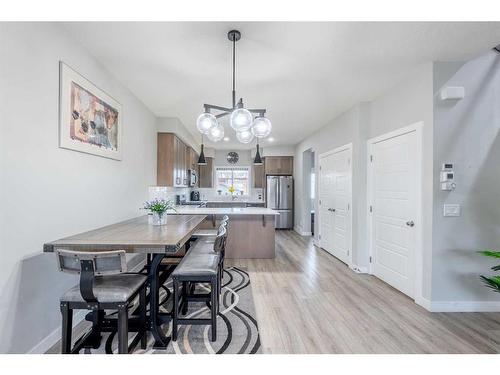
[{"xmin": 443, "ymin": 204, "xmax": 461, "ymax": 217}]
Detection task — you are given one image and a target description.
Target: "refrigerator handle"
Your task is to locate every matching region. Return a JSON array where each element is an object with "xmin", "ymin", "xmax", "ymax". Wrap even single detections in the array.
[{"xmin": 277, "ymin": 179, "xmax": 280, "ymax": 209}]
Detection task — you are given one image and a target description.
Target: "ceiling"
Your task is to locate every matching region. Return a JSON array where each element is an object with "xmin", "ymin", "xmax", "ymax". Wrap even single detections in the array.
[{"xmin": 61, "ymin": 22, "xmax": 500, "ymax": 149}]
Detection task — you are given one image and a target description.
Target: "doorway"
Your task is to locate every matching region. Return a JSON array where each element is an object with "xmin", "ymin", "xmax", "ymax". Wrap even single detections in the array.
[
  {"xmin": 367, "ymin": 123, "xmax": 423, "ymax": 299},
  {"xmin": 318, "ymin": 144, "xmax": 353, "ymax": 265}
]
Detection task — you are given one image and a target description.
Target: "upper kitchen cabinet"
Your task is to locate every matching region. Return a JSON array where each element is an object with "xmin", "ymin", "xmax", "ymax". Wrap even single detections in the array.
[
  {"xmin": 157, "ymin": 133, "xmax": 190, "ymax": 187},
  {"xmin": 264, "ymin": 156, "xmax": 293, "ymax": 176},
  {"xmin": 253, "ymin": 159, "xmax": 265, "ymax": 188},
  {"xmin": 186, "ymin": 147, "xmax": 199, "ymax": 171},
  {"xmin": 198, "ymin": 157, "xmax": 213, "ymax": 188}
]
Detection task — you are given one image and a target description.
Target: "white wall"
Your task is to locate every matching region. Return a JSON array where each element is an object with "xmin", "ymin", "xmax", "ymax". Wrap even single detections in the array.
[
  {"xmin": 432, "ymin": 52, "xmax": 500, "ymax": 305},
  {"xmin": 0, "ymin": 23, "xmax": 157, "ymax": 353}
]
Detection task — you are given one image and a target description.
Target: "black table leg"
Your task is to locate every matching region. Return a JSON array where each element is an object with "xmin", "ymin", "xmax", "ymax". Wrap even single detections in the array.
[{"xmin": 149, "ymin": 253, "xmax": 169, "ymax": 349}]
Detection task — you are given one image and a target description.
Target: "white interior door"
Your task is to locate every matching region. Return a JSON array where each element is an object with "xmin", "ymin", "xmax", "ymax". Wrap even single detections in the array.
[
  {"xmin": 369, "ymin": 130, "xmax": 417, "ymax": 298},
  {"xmin": 319, "ymin": 145, "xmax": 352, "ymax": 265}
]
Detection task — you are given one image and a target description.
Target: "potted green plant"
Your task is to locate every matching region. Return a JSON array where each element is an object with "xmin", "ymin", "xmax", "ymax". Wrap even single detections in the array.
[
  {"xmin": 143, "ymin": 198, "xmax": 176, "ymax": 226},
  {"xmin": 478, "ymin": 250, "xmax": 500, "ymax": 292}
]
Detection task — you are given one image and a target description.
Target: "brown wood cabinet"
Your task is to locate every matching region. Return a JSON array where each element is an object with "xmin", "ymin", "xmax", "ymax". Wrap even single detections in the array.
[
  {"xmin": 198, "ymin": 157, "xmax": 213, "ymax": 188},
  {"xmin": 186, "ymin": 147, "xmax": 199, "ymax": 171},
  {"xmin": 264, "ymin": 156, "xmax": 293, "ymax": 175},
  {"xmin": 157, "ymin": 133, "xmax": 193, "ymax": 187},
  {"xmin": 253, "ymin": 159, "xmax": 265, "ymax": 188}
]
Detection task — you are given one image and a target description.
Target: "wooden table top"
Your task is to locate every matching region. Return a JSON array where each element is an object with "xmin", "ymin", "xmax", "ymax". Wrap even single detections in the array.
[{"xmin": 43, "ymin": 214, "xmax": 207, "ymax": 254}]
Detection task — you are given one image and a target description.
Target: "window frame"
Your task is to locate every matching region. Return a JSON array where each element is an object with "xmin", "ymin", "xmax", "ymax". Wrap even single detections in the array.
[{"xmin": 214, "ymin": 166, "xmax": 252, "ymax": 197}]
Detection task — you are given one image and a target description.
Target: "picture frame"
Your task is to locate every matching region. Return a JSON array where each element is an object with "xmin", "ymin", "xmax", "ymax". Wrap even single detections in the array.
[{"xmin": 59, "ymin": 62, "xmax": 123, "ymax": 160}]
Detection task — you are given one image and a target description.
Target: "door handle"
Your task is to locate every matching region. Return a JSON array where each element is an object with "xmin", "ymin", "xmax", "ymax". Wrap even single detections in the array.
[
  {"xmin": 406, "ymin": 220, "xmax": 415, "ymax": 227},
  {"xmin": 328, "ymin": 208, "xmax": 336, "ymax": 212}
]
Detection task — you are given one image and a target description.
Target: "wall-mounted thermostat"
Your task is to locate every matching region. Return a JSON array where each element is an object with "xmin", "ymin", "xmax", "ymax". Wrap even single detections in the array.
[
  {"xmin": 440, "ymin": 171, "xmax": 454, "ymax": 182},
  {"xmin": 440, "ymin": 162, "xmax": 456, "ymax": 191}
]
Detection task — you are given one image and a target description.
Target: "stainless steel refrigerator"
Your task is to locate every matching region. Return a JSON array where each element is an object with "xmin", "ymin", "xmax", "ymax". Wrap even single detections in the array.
[{"xmin": 266, "ymin": 176, "xmax": 293, "ymax": 229}]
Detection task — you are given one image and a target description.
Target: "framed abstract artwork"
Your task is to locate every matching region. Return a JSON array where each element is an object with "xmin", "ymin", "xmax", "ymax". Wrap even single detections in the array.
[{"xmin": 59, "ymin": 62, "xmax": 122, "ymax": 160}]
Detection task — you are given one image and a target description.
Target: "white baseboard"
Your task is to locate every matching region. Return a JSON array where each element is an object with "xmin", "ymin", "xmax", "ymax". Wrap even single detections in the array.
[
  {"xmin": 28, "ymin": 259, "xmax": 146, "ymax": 354},
  {"xmin": 428, "ymin": 300, "xmax": 500, "ymax": 312},
  {"xmin": 28, "ymin": 310, "xmax": 87, "ymax": 354},
  {"xmin": 414, "ymin": 296, "xmax": 500, "ymax": 312},
  {"xmin": 349, "ymin": 265, "xmax": 368, "ymax": 274},
  {"xmin": 293, "ymin": 227, "xmax": 312, "ymax": 236}
]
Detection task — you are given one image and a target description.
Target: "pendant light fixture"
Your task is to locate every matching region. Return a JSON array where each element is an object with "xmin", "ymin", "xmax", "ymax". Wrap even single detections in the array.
[
  {"xmin": 196, "ymin": 30, "xmax": 272, "ymax": 143},
  {"xmin": 197, "ymin": 135, "xmax": 207, "ymax": 165},
  {"xmin": 253, "ymin": 143, "xmax": 263, "ymax": 165}
]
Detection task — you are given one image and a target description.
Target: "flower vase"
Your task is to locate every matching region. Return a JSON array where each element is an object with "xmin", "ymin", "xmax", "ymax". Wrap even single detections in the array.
[{"xmin": 152, "ymin": 212, "xmax": 167, "ymax": 226}]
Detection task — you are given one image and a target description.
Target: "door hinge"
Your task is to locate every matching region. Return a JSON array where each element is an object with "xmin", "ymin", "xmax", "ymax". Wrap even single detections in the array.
[
  {"xmin": 319, "ymin": 234, "xmax": 322, "ymax": 240},
  {"xmin": 369, "ymin": 256, "xmax": 372, "ymax": 263},
  {"xmin": 370, "ymin": 205, "xmax": 373, "ymax": 213},
  {"xmin": 347, "ymin": 203, "xmax": 350, "ymax": 211},
  {"xmin": 319, "ymin": 166, "xmax": 322, "ymax": 171},
  {"xmin": 319, "ymin": 199, "xmax": 322, "ymax": 205},
  {"xmin": 370, "ymin": 155, "xmax": 373, "ymax": 162},
  {"xmin": 347, "ymin": 250, "xmax": 350, "ymax": 255}
]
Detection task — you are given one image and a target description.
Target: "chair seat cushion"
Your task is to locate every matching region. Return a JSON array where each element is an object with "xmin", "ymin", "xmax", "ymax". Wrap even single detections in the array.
[
  {"xmin": 192, "ymin": 229, "xmax": 218, "ymax": 237},
  {"xmin": 172, "ymin": 253, "xmax": 219, "ymax": 278},
  {"xmin": 60, "ymin": 274, "xmax": 147, "ymax": 303},
  {"xmin": 189, "ymin": 239, "xmax": 217, "ymax": 256}
]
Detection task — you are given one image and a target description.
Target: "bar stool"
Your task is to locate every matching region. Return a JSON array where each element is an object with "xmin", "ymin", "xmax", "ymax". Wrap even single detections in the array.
[
  {"xmin": 171, "ymin": 226, "xmax": 228, "ymax": 342},
  {"xmin": 56, "ymin": 249, "xmax": 147, "ymax": 354}
]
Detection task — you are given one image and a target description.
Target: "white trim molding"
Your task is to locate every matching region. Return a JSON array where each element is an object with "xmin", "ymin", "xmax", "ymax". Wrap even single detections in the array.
[
  {"xmin": 415, "ymin": 297, "xmax": 500, "ymax": 312},
  {"xmin": 350, "ymin": 265, "xmax": 368, "ymax": 274},
  {"xmin": 428, "ymin": 301, "xmax": 500, "ymax": 312},
  {"xmin": 294, "ymin": 227, "xmax": 312, "ymax": 236}
]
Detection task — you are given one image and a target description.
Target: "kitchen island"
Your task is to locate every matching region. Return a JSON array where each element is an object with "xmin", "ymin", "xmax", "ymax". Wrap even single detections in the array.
[{"xmin": 168, "ymin": 206, "xmax": 279, "ymax": 259}]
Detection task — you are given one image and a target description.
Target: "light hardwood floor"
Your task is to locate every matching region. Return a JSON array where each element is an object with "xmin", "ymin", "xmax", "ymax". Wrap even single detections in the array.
[{"xmin": 227, "ymin": 230, "xmax": 500, "ymax": 354}]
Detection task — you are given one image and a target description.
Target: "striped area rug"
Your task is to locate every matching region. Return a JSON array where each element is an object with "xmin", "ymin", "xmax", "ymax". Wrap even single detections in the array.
[{"xmin": 92, "ymin": 266, "xmax": 261, "ymax": 354}]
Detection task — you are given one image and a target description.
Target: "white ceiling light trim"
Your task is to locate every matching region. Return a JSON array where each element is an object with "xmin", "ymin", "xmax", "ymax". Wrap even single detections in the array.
[{"xmin": 195, "ymin": 29, "xmax": 272, "ymax": 144}]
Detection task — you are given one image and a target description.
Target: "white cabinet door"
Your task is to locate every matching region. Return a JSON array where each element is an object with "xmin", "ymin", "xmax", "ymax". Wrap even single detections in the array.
[
  {"xmin": 370, "ymin": 130, "xmax": 417, "ymax": 298},
  {"xmin": 319, "ymin": 145, "xmax": 352, "ymax": 265}
]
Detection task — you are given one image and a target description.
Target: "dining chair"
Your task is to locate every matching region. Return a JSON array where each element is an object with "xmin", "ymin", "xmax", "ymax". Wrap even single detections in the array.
[{"xmin": 56, "ymin": 249, "xmax": 147, "ymax": 354}]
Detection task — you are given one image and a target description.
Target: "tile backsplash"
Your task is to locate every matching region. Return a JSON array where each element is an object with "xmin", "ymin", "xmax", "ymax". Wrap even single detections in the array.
[
  {"xmin": 196, "ymin": 188, "xmax": 264, "ymax": 202},
  {"xmin": 149, "ymin": 186, "xmax": 190, "ymax": 201},
  {"xmin": 148, "ymin": 186, "xmax": 264, "ymax": 202}
]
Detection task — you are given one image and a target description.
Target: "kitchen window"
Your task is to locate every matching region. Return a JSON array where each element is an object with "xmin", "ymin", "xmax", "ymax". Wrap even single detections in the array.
[{"xmin": 215, "ymin": 167, "xmax": 250, "ymax": 196}]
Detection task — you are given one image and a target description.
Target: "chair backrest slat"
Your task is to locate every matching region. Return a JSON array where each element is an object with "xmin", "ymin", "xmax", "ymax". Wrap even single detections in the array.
[
  {"xmin": 214, "ymin": 221, "xmax": 228, "ymax": 253},
  {"xmin": 56, "ymin": 249, "xmax": 127, "ymax": 276}
]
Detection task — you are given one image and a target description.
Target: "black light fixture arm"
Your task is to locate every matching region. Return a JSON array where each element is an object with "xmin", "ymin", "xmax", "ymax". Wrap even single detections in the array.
[{"xmin": 202, "ymin": 30, "xmax": 267, "ymax": 120}]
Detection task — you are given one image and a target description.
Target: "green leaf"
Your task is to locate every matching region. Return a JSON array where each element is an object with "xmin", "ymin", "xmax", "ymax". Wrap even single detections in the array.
[
  {"xmin": 478, "ymin": 250, "xmax": 500, "ymax": 259},
  {"xmin": 480, "ymin": 275, "xmax": 500, "ymax": 292}
]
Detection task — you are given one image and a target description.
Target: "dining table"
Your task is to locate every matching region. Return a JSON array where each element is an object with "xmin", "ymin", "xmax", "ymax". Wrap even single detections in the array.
[{"xmin": 43, "ymin": 214, "xmax": 207, "ymax": 350}]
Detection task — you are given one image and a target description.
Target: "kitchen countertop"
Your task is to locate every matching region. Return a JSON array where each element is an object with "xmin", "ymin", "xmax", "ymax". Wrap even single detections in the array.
[{"xmin": 169, "ymin": 206, "xmax": 279, "ymax": 216}]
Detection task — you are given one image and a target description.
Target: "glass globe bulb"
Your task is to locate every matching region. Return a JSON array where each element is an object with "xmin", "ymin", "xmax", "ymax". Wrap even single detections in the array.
[
  {"xmin": 206, "ymin": 123, "xmax": 225, "ymax": 142},
  {"xmin": 230, "ymin": 108, "xmax": 253, "ymax": 131},
  {"xmin": 196, "ymin": 112, "xmax": 217, "ymax": 134},
  {"xmin": 251, "ymin": 116, "xmax": 272, "ymax": 138},
  {"xmin": 236, "ymin": 129, "xmax": 254, "ymax": 144}
]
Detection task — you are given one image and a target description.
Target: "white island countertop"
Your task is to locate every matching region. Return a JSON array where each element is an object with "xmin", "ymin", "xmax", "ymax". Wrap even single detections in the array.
[{"xmin": 168, "ymin": 206, "xmax": 279, "ymax": 216}]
